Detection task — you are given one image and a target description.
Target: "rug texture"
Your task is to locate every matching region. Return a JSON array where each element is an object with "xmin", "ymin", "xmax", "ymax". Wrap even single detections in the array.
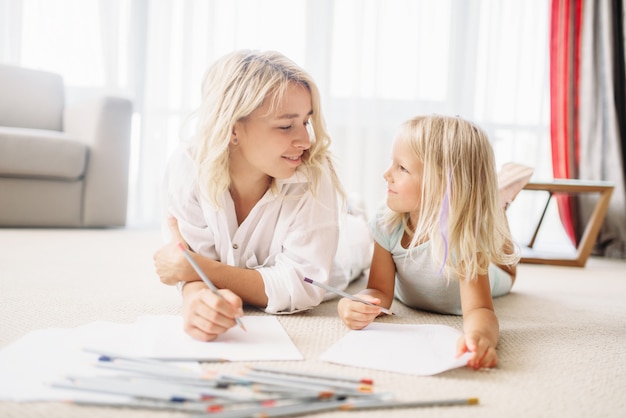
[{"xmin": 0, "ymin": 228, "xmax": 625, "ymax": 418}]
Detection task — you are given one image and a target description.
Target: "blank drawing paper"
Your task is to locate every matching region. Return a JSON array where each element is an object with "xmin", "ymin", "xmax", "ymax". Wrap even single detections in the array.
[
  {"xmin": 0, "ymin": 315, "xmax": 302, "ymax": 402},
  {"xmin": 319, "ymin": 323, "xmax": 472, "ymax": 376},
  {"xmin": 91, "ymin": 315, "xmax": 303, "ymax": 362}
]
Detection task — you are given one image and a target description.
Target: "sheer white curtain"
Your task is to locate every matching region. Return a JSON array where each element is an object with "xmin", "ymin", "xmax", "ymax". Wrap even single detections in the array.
[{"xmin": 0, "ymin": 0, "xmax": 551, "ymax": 242}]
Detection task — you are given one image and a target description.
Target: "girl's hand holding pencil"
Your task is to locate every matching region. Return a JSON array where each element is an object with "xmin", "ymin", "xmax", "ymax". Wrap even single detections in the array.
[
  {"xmin": 303, "ymin": 278, "xmax": 394, "ymax": 316},
  {"xmin": 304, "ymin": 278, "xmax": 395, "ymax": 331},
  {"xmin": 337, "ymin": 295, "xmax": 389, "ymax": 330}
]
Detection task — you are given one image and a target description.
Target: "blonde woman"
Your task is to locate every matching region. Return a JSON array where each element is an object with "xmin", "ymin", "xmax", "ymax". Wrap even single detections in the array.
[
  {"xmin": 338, "ymin": 115, "xmax": 519, "ymax": 370},
  {"xmin": 154, "ymin": 50, "xmax": 371, "ymax": 341}
]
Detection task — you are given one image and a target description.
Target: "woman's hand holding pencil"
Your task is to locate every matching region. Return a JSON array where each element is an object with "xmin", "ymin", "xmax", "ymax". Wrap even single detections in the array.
[{"xmin": 177, "ymin": 244, "xmax": 247, "ymax": 341}]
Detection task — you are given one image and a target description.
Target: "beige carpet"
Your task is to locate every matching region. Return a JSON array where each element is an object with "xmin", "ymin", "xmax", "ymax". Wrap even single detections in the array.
[{"xmin": 0, "ymin": 227, "xmax": 625, "ymax": 418}]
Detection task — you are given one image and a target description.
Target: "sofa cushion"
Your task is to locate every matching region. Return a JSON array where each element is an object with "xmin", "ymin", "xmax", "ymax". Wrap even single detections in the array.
[
  {"xmin": 0, "ymin": 64, "xmax": 64, "ymax": 131},
  {"xmin": 0, "ymin": 126, "xmax": 87, "ymax": 180}
]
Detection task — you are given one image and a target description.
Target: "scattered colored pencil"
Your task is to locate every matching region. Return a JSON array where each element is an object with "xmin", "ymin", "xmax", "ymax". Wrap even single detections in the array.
[
  {"xmin": 340, "ymin": 397, "xmax": 480, "ymax": 410},
  {"xmin": 249, "ymin": 365, "xmax": 374, "ymax": 386},
  {"xmin": 53, "ymin": 353, "xmax": 479, "ymax": 415}
]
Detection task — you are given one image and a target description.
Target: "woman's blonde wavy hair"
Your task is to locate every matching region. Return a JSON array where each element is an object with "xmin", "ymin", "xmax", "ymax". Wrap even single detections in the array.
[
  {"xmin": 183, "ymin": 49, "xmax": 343, "ymax": 206},
  {"xmin": 383, "ymin": 115, "xmax": 520, "ymax": 280}
]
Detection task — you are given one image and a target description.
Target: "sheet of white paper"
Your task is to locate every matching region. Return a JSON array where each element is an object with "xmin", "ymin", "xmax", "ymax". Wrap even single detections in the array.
[
  {"xmin": 0, "ymin": 322, "xmax": 137, "ymax": 402},
  {"xmin": 0, "ymin": 315, "xmax": 301, "ymax": 402},
  {"xmin": 319, "ymin": 323, "xmax": 472, "ymax": 376},
  {"xmin": 89, "ymin": 315, "xmax": 303, "ymax": 361}
]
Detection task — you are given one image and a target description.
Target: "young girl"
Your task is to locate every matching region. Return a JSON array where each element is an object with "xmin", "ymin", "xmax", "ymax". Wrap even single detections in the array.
[
  {"xmin": 153, "ymin": 50, "xmax": 371, "ymax": 341},
  {"xmin": 338, "ymin": 115, "xmax": 519, "ymax": 370}
]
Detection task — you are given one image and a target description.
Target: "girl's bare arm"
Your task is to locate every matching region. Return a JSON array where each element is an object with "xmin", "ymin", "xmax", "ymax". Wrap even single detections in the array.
[
  {"xmin": 358, "ymin": 242, "xmax": 397, "ymax": 307},
  {"xmin": 458, "ymin": 272, "xmax": 499, "ymax": 369}
]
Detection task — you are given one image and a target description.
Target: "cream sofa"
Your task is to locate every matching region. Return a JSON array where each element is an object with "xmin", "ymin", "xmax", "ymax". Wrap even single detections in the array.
[{"xmin": 0, "ymin": 64, "xmax": 132, "ymax": 227}]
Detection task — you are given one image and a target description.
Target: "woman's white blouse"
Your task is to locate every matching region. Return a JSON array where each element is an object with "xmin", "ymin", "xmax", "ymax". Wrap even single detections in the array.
[{"xmin": 162, "ymin": 146, "xmax": 341, "ymax": 314}]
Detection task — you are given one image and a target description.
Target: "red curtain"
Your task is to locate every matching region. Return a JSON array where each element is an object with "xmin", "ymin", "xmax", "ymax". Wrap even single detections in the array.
[{"xmin": 549, "ymin": 0, "xmax": 584, "ymax": 246}]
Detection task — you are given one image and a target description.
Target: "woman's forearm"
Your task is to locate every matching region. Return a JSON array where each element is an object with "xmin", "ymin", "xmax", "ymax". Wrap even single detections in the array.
[{"xmin": 189, "ymin": 252, "xmax": 268, "ymax": 307}]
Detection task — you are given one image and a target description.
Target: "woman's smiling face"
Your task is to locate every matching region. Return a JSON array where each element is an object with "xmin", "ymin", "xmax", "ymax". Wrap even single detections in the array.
[{"xmin": 232, "ymin": 82, "xmax": 313, "ymax": 180}]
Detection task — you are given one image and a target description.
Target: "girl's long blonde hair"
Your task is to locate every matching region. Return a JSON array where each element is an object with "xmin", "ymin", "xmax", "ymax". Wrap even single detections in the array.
[
  {"xmin": 184, "ymin": 49, "xmax": 343, "ymax": 206},
  {"xmin": 384, "ymin": 115, "xmax": 519, "ymax": 280}
]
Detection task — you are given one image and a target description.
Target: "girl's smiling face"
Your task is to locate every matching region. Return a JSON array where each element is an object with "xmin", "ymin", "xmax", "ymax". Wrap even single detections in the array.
[{"xmin": 383, "ymin": 136, "xmax": 424, "ymax": 217}]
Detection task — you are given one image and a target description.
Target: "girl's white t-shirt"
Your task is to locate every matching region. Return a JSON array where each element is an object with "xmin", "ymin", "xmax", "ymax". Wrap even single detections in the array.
[{"xmin": 369, "ymin": 208, "xmax": 512, "ymax": 315}]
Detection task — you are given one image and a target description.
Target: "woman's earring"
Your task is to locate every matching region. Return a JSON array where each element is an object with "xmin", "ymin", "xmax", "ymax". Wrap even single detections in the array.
[{"xmin": 232, "ymin": 137, "xmax": 238, "ymax": 145}]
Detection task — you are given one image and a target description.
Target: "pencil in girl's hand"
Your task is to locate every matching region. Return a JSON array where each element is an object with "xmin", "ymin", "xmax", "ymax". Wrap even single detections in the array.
[
  {"xmin": 177, "ymin": 243, "xmax": 247, "ymax": 331},
  {"xmin": 303, "ymin": 277, "xmax": 395, "ymax": 316}
]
